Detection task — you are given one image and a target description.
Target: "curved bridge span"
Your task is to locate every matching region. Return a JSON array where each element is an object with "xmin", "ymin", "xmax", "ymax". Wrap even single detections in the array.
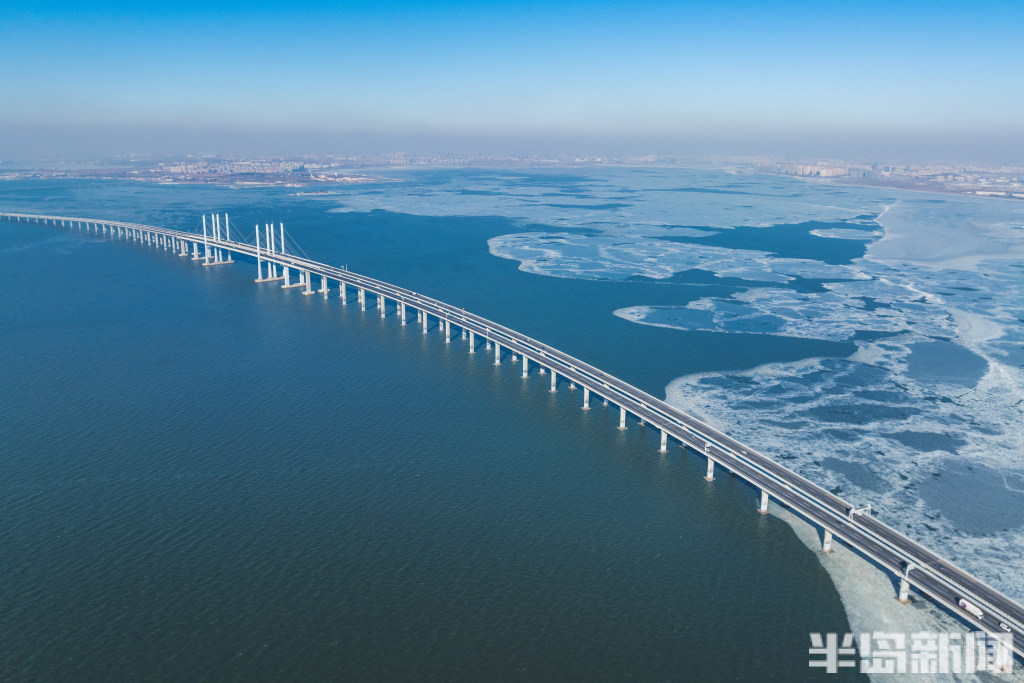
[{"xmin": 5, "ymin": 211, "xmax": 1022, "ymax": 663}]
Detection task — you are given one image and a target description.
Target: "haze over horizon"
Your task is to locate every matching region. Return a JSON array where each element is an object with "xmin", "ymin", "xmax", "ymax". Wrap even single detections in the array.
[{"xmin": 3, "ymin": 0, "xmax": 1022, "ymax": 163}]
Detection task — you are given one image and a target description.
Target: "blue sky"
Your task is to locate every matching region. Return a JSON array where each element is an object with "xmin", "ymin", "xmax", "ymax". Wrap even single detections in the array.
[{"xmin": 2, "ymin": 0, "xmax": 1022, "ymax": 160}]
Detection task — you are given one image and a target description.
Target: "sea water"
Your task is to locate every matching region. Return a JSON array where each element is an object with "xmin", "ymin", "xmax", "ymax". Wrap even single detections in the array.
[{"xmin": 4, "ymin": 167, "xmax": 1022, "ymax": 680}]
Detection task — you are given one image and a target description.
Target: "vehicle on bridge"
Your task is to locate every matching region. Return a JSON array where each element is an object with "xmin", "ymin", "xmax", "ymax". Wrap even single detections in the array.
[{"xmin": 958, "ymin": 598, "xmax": 984, "ymax": 619}]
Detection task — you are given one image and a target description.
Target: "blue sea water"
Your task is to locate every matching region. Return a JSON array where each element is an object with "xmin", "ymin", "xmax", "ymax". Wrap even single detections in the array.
[{"xmin": 4, "ymin": 167, "xmax": 1022, "ymax": 680}]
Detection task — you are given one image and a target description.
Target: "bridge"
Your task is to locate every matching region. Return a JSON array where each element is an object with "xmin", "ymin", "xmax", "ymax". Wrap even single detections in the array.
[{"xmin": 5, "ymin": 211, "xmax": 1021, "ymax": 667}]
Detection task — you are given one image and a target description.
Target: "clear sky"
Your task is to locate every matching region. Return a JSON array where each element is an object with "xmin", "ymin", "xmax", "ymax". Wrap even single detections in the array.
[{"xmin": 2, "ymin": 0, "xmax": 1022, "ymax": 161}]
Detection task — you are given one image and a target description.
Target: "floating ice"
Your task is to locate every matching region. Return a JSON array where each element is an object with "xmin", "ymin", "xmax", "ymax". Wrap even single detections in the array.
[{"xmin": 317, "ymin": 167, "xmax": 1024, "ymax": 637}]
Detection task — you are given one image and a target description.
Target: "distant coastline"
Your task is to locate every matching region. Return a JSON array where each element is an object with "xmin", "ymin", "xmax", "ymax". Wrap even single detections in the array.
[{"xmin": 1, "ymin": 155, "xmax": 1021, "ymax": 200}]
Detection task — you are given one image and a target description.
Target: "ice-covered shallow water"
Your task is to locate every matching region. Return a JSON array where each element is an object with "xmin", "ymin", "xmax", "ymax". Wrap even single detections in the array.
[
  {"xmin": 332, "ymin": 168, "xmax": 1024, "ymax": 596},
  {"xmin": 430, "ymin": 168, "xmax": 1024, "ymax": 655},
  {"xmin": 342, "ymin": 168, "xmax": 1024, "ymax": 596}
]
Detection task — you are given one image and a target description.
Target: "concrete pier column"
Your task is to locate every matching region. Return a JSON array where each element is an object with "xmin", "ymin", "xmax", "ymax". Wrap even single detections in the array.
[
  {"xmin": 619, "ymin": 406, "xmax": 627, "ymax": 430},
  {"xmin": 758, "ymin": 490, "xmax": 769, "ymax": 514},
  {"xmin": 522, "ymin": 355, "xmax": 528, "ymax": 378},
  {"xmin": 461, "ymin": 328, "xmax": 466, "ymax": 340},
  {"xmin": 401, "ymin": 302, "xmax": 407, "ymax": 324},
  {"xmin": 897, "ymin": 576, "xmax": 911, "ymax": 604},
  {"xmin": 494, "ymin": 342, "xmax": 501, "ymax": 364},
  {"xmin": 570, "ymin": 381, "xmax": 576, "ymax": 390},
  {"xmin": 550, "ymin": 371, "xmax": 557, "ymax": 392},
  {"xmin": 303, "ymin": 271, "xmax": 313, "ymax": 295},
  {"xmin": 340, "ymin": 282, "xmax": 347, "ymax": 304},
  {"xmin": 822, "ymin": 530, "xmax": 834, "ymax": 553},
  {"xmin": 511, "ymin": 350, "xmax": 517, "ymax": 362},
  {"xmin": 320, "ymin": 275, "xmax": 329, "ymax": 298},
  {"xmin": 380, "ymin": 295, "xmax": 386, "ymax": 318},
  {"xmin": 422, "ymin": 312, "xmax": 429, "ymax": 334},
  {"xmin": 582, "ymin": 387, "xmax": 591, "ymax": 410},
  {"xmin": 282, "ymin": 267, "xmax": 291, "ymax": 287},
  {"xmin": 192, "ymin": 241, "xmax": 200, "ymax": 260},
  {"xmin": 359, "ymin": 288, "xmax": 366, "ymax": 311},
  {"xmin": 705, "ymin": 458, "xmax": 715, "ymax": 481},
  {"xmin": 486, "ymin": 339, "xmax": 492, "ymax": 351},
  {"xmin": 659, "ymin": 429, "xmax": 668, "ymax": 452},
  {"xmin": 469, "ymin": 330, "xmax": 475, "ymax": 353},
  {"xmin": 202, "ymin": 216, "xmax": 210, "ymax": 264},
  {"xmin": 444, "ymin": 320, "xmax": 451, "ymax": 343},
  {"xmin": 212, "ymin": 214, "xmax": 220, "ymax": 262}
]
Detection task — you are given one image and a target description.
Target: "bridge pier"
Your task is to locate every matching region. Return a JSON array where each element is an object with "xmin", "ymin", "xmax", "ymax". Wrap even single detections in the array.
[
  {"xmin": 340, "ymin": 282, "xmax": 347, "ymax": 304},
  {"xmin": 401, "ymin": 302, "xmax": 407, "ymax": 324},
  {"xmin": 469, "ymin": 330, "xmax": 475, "ymax": 352},
  {"xmin": 319, "ymin": 275, "xmax": 329, "ymax": 298},
  {"xmin": 758, "ymin": 489, "xmax": 769, "ymax": 514},
  {"xmin": 494, "ymin": 342, "xmax": 501, "ymax": 364},
  {"xmin": 550, "ymin": 371, "xmax": 557, "ymax": 392},
  {"xmin": 359, "ymin": 288, "xmax": 366, "ymax": 310},
  {"xmin": 380, "ymin": 295, "xmax": 386, "ymax": 317},
  {"xmin": 659, "ymin": 429, "xmax": 668, "ymax": 452},
  {"xmin": 422, "ymin": 311, "xmax": 428, "ymax": 334},
  {"xmin": 486, "ymin": 339, "xmax": 491, "ymax": 351},
  {"xmin": 192, "ymin": 241, "xmax": 201, "ymax": 261},
  {"xmin": 303, "ymin": 271, "xmax": 314, "ymax": 295},
  {"xmin": 522, "ymin": 355, "xmax": 528, "ymax": 378},
  {"xmin": 897, "ymin": 576, "xmax": 911, "ymax": 604},
  {"xmin": 582, "ymin": 387, "xmax": 590, "ymax": 410},
  {"xmin": 445, "ymin": 320, "xmax": 451, "ymax": 343},
  {"xmin": 282, "ymin": 267, "xmax": 303, "ymax": 287},
  {"xmin": 511, "ymin": 350, "xmax": 517, "ymax": 362},
  {"xmin": 705, "ymin": 458, "xmax": 715, "ymax": 481},
  {"xmin": 619, "ymin": 406, "xmax": 627, "ymax": 430},
  {"xmin": 822, "ymin": 530, "xmax": 834, "ymax": 553}
]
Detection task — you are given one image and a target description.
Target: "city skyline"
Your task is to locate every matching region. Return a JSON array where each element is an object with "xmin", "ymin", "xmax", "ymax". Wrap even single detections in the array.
[{"xmin": 3, "ymin": 0, "xmax": 1023, "ymax": 161}]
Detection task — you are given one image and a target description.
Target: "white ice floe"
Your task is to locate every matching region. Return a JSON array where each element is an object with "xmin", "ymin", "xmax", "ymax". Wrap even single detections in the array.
[
  {"xmin": 870, "ymin": 197, "xmax": 1024, "ymax": 271},
  {"xmin": 811, "ymin": 228, "xmax": 883, "ymax": 240}
]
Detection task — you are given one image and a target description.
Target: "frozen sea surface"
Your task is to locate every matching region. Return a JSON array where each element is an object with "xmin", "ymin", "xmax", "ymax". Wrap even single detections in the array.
[
  {"xmin": 439, "ymin": 170, "xmax": 1024, "ymax": 611},
  {"xmin": 328, "ymin": 168, "xmax": 1024, "ymax": 608}
]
